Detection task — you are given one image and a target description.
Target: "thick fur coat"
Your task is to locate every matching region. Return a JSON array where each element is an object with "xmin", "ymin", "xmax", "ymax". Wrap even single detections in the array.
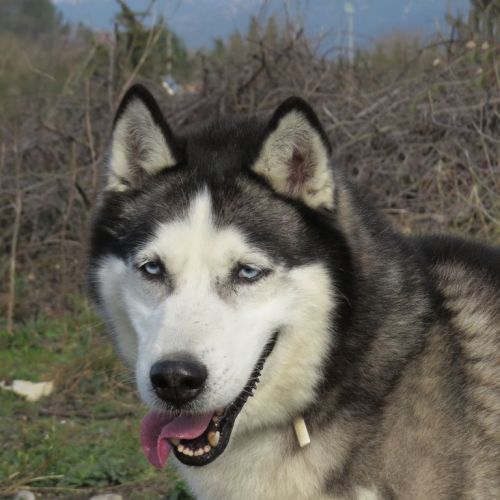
[{"xmin": 88, "ymin": 85, "xmax": 500, "ymax": 499}]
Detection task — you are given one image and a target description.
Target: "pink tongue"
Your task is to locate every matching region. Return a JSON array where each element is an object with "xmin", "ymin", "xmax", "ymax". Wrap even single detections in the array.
[{"xmin": 140, "ymin": 411, "xmax": 213, "ymax": 468}]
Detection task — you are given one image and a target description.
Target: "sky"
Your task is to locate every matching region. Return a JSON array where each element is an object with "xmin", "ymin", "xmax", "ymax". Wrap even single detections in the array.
[{"xmin": 53, "ymin": 0, "xmax": 471, "ymax": 50}]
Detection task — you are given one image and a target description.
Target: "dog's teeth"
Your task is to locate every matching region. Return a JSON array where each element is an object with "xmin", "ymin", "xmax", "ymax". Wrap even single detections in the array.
[
  {"xmin": 197, "ymin": 448, "xmax": 205, "ymax": 456},
  {"xmin": 184, "ymin": 448, "xmax": 194, "ymax": 457},
  {"xmin": 212, "ymin": 416, "xmax": 219, "ymax": 423},
  {"xmin": 170, "ymin": 438, "xmax": 181, "ymax": 446},
  {"xmin": 204, "ymin": 445, "xmax": 211, "ymax": 453},
  {"xmin": 208, "ymin": 431, "xmax": 220, "ymax": 447},
  {"xmin": 177, "ymin": 444, "xmax": 185, "ymax": 452}
]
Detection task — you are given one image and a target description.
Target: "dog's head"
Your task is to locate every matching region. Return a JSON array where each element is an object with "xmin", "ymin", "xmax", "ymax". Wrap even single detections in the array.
[{"xmin": 89, "ymin": 85, "xmax": 339, "ymax": 467}]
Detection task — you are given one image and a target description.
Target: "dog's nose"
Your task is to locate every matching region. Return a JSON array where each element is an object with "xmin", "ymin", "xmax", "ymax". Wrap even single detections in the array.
[{"xmin": 150, "ymin": 357, "xmax": 207, "ymax": 406}]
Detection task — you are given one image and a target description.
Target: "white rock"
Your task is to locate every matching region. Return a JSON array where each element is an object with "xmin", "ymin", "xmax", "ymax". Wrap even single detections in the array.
[
  {"xmin": 0, "ymin": 380, "xmax": 54, "ymax": 402},
  {"xmin": 89, "ymin": 494, "xmax": 123, "ymax": 500},
  {"xmin": 13, "ymin": 491, "xmax": 36, "ymax": 500}
]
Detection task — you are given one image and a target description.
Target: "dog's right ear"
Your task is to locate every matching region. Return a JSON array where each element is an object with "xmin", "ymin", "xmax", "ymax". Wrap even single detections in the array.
[
  {"xmin": 106, "ymin": 84, "xmax": 182, "ymax": 191},
  {"xmin": 250, "ymin": 97, "xmax": 334, "ymax": 210}
]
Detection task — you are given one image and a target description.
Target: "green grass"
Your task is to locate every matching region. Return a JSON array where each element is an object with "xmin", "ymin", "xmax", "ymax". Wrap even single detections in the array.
[{"xmin": 0, "ymin": 301, "xmax": 192, "ymax": 499}]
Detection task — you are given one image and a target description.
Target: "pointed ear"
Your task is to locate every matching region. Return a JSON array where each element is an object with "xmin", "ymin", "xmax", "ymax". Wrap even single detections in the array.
[
  {"xmin": 106, "ymin": 84, "xmax": 182, "ymax": 191},
  {"xmin": 251, "ymin": 97, "xmax": 334, "ymax": 210}
]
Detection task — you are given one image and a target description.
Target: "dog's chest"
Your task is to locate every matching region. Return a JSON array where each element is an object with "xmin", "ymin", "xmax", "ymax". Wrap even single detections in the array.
[{"xmin": 174, "ymin": 428, "xmax": 344, "ymax": 500}]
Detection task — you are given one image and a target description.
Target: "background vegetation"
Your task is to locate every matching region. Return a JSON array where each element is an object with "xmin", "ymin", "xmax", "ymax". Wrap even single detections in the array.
[{"xmin": 1, "ymin": 0, "xmax": 499, "ymax": 498}]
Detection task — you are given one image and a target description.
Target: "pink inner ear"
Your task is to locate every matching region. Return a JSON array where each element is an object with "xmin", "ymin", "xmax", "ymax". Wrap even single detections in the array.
[{"xmin": 287, "ymin": 148, "xmax": 311, "ymax": 192}]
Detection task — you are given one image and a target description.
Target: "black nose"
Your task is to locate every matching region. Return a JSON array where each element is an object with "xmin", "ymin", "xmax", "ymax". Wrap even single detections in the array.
[{"xmin": 150, "ymin": 356, "xmax": 207, "ymax": 406}]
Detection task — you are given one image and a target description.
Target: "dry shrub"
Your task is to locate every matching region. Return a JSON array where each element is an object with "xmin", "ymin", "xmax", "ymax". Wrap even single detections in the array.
[{"xmin": 0, "ymin": 27, "xmax": 499, "ymax": 322}]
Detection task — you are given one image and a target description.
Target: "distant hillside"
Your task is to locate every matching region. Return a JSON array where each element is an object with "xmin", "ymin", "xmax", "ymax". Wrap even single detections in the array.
[{"xmin": 54, "ymin": 0, "xmax": 470, "ymax": 49}]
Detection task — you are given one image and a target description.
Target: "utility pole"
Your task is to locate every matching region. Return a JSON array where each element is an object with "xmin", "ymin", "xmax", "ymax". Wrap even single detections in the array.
[
  {"xmin": 164, "ymin": 0, "xmax": 172, "ymax": 77},
  {"xmin": 166, "ymin": 29, "xmax": 172, "ymax": 76},
  {"xmin": 344, "ymin": 2, "xmax": 355, "ymax": 66}
]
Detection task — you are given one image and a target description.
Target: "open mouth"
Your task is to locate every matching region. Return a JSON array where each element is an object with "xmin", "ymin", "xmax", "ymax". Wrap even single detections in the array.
[{"xmin": 140, "ymin": 333, "xmax": 278, "ymax": 468}]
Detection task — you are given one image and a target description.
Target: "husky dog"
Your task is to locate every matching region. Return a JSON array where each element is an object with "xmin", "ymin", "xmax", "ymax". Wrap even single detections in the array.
[{"xmin": 88, "ymin": 84, "xmax": 500, "ymax": 499}]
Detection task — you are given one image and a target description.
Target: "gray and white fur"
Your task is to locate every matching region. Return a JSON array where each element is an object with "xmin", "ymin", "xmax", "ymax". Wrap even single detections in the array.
[{"xmin": 88, "ymin": 85, "xmax": 500, "ymax": 499}]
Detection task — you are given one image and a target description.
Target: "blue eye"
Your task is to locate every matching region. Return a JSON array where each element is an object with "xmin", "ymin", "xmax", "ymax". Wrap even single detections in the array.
[
  {"xmin": 237, "ymin": 264, "xmax": 264, "ymax": 282},
  {"xmin": 141, "ymin": 261, "xmax": 163, "ymax": 276}
]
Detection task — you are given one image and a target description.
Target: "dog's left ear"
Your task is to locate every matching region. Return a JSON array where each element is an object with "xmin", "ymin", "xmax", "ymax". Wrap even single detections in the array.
[
  {"xmin": 251, "ymin": 97, "xmax": 334, "ymax": 210},
  {"xmin": 106, "ymin": 84, "xmax": 182, "ymax": 191}
]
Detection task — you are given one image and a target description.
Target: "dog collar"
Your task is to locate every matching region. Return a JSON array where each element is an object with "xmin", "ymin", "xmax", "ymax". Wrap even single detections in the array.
[{"xmin": 293, "ymin": 416, "xmax": 311, "ymax": 447}]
